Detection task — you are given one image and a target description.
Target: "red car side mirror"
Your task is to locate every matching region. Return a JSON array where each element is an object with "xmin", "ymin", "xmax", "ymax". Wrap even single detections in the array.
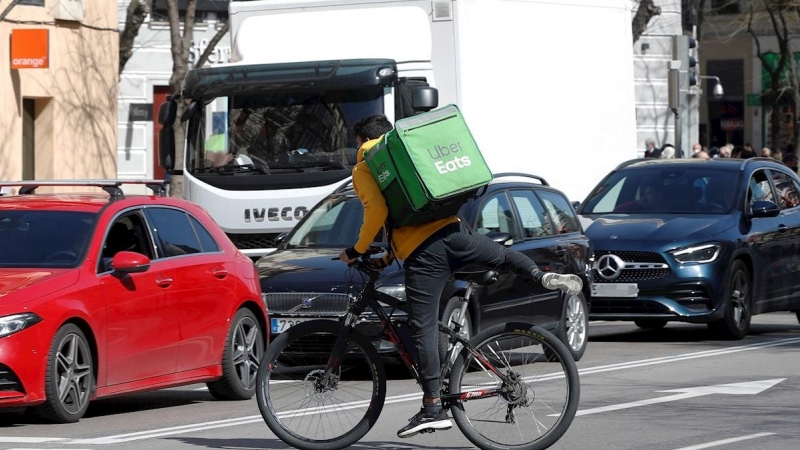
[{"xmin": 112, "ymin": 251, "xmax": 151, "ymax": 274}]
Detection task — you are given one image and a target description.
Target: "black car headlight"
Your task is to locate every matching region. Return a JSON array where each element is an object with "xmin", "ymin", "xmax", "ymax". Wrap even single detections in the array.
[
  {"xmin": 0, "ymin": 313, "xmax": 43, "ymax": 338},
  {"xmin": 376, "ymin": 285, "xmax": 406, "ymax": 302},
  {"xmin": 669, "ymin": 243, "xmax": 721, "ymax": 264}
]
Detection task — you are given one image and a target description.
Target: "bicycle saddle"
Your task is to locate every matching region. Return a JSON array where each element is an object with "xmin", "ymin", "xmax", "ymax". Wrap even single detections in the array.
[{"xmin": 454, "ymin": 270, "xmax": 499, "ymax": 286}]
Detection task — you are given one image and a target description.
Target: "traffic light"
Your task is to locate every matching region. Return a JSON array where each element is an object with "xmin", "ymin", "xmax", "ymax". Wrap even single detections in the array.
[{"xmin": 672, "ymin": 35, "xmax": 698, "ymax": 89}]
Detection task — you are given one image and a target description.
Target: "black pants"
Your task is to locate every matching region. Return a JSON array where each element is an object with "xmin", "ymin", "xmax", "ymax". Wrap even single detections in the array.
[{"xmin": 404, "ymin": 221, "xmax": 540, "ymax": 399}]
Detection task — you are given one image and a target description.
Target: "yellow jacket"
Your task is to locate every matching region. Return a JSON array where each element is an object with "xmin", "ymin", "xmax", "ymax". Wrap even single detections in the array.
[{"xmin": 352, "ymin": 138, "xmax": 458, "ymax": 260}]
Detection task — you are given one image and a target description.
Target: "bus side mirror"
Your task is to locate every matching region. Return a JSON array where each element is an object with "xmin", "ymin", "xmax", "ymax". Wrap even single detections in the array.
[
  {"xmin": 157, "ymin": 101, "xmax": 176, "ymax": 171},
  {"xmin": 158, "ymin": 127, "xmax": 175, "ymax": 170},
  {"xmin": 157, "ymin": 100, "xmax": 177, "ymax": 125},
  {"xmin": 412, "ymin": 87, "xmax": 438, "ymax": 112},
  {"xmin": 181, "ymin": 100, "xmax": 199, "ymax": 123}
]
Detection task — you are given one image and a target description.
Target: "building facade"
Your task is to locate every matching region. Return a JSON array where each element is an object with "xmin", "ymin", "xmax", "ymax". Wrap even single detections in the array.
[
  {"xmin": 0, "ymin": 0, "xmax": 118, "ymax": 185},
  {"xmin": 700, "ymin": 2, "xmax": 792, "ymax": 154},
  {"xmin": 635, "ymin": 0, "xmax": 792, "ymax": 155},
  {"xmin": 117, "ymin": 0, "xmax": 230, "ymax": 184}
]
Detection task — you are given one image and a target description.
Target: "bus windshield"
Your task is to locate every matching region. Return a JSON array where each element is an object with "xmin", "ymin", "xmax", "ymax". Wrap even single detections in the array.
[{"xmin": 190, "ymin": 87, "xmax": 385, "ymax": 175}]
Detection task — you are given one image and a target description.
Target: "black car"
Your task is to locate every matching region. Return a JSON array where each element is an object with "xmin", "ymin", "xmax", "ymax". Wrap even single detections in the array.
[
  {"xmin": 256, "ymin": 174, "xmax": 593, "ymax": 360},
  {"xmin": 577, "ymin": 157, "xmax": 800, "ymax": 339}
]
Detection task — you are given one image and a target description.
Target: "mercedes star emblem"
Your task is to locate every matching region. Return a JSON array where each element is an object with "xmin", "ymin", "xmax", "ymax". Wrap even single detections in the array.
[{"xmin": 595, "ymin": 254, "xmax": 626, "ymax": 280}]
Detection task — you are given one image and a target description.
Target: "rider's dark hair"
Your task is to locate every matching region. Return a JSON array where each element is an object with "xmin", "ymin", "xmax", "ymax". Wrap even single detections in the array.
[{"xmin": 352, "ymin": 115, "xmax": 393, "ymax": 141}]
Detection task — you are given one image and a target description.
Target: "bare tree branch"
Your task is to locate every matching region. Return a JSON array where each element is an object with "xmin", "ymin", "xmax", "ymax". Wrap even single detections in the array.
[
  {"xmin": 632, "ymin": 0, "xmax": 662, "ymax": 43},
  {"xmin": 194, "ymin": 21, "xmax": 229, "ymax": 69},
  {"xmin": 119, "ymin": 0, "xmax": 151, "ymax": 77}
]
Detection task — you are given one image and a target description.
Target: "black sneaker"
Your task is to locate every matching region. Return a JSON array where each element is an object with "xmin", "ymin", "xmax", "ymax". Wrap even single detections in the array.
[
  {"xmin": 397, "ymin": 408, "xmax": 452, "ymax": 438},
  {"xmin": 541, "ymin": 272, "xmax": 583, "ymax": 296}
]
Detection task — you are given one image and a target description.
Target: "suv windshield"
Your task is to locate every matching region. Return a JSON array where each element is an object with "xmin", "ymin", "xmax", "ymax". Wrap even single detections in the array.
[
  {"xmin": 0, "ymin": 211, "xmax": 96, "ymax": 268},
  {"xmin": 191, "ymin": 87, "xmax": 384, "ymax": 175},
  {"xmin": 580, "ymin": 167, "xmax": 739, "ymax": 214},
  {"xmin": 286, "ymin": 195, "xmax": 368, "ymax": 248}
]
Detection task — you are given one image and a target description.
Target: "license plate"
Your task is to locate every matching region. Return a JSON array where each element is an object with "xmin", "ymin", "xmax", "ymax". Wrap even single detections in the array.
[
  {"xmin": 271, "ymin": 317, "xmax": 330, "ymax": 334},
  {"xmin": 592, "ymin": 283, "xmax": 639, "ymax": 298}
]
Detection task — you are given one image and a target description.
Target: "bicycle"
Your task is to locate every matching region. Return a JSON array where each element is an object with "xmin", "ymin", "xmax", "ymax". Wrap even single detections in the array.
[{"xmin": 256, "ymin": 253, "xmax": 580, "ymax": 450}]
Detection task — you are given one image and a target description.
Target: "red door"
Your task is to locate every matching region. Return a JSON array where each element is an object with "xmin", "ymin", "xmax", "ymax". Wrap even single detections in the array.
[{"xmin": 152, "ymin": 86, "xmax": 172, "ymax": 180}]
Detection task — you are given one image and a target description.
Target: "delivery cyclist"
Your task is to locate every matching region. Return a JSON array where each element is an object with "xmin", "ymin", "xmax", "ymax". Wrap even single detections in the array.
[{"xmin": 339, "ymin": 114, "xmax": 583, "ymax": 438}]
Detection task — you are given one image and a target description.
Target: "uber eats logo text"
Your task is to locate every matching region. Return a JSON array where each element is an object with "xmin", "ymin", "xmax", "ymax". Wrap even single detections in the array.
[
  {"xmin": 377, "ymin": 162, "xmax": 391, "ymax": 183},
  {"xmin": 427, "ymin": 142, "xmax": 471, "ymax": 174}
]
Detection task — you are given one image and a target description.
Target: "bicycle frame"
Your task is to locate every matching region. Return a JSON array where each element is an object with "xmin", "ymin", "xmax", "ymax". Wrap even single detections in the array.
[{"xmin": 318, "ymin": 264, "xmax": 514, "ymax": 406}]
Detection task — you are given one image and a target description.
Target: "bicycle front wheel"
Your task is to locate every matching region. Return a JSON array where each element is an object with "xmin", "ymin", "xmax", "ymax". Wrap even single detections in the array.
[
  {"xmin": 449, "ymin": 322, "xmax": 580, "ymax": 450},
  {"xmin": 256, "ymin": 320, "xmax": 386, "ymax": 450}
]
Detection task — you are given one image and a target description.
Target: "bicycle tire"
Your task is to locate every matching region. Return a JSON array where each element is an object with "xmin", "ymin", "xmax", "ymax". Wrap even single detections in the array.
[
  {"xmin": 449, "ymin": 322, "xmax": 580, "ymax": 450},
  {"xmin": 256, "ymin": 320, "xmax": 386, "ymax": 450}
]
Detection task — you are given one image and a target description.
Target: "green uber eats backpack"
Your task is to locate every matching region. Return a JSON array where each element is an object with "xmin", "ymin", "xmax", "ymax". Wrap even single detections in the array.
[{"xmin": 364, "ymin": 104, "xmax": 493, "ymax": 228}]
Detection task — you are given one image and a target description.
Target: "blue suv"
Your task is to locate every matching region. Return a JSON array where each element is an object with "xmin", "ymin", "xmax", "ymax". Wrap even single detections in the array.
[{"xmin": 577, "ymin": 157, "xmax": 800, "ymax": 339}]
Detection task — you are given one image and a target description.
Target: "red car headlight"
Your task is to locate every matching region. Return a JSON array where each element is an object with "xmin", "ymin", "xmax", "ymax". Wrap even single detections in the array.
[{"xmin": 0, "ymin": 313, "xmax": 43, "ymax": 339}]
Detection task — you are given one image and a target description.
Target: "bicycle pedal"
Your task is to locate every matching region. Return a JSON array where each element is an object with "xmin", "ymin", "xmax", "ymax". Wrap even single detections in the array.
[{"xmin": 419, "ymin": 428, "xmax": 436, "ymax": 434}]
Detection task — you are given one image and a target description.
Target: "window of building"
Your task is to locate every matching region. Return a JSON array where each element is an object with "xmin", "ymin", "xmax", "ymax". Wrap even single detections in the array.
[
  {"xmin": 150, "ymin": 0, "xmax": 229, "ymax": 23},
  {"xmin": 710, "ymin": 0, "xmax": 740, "ymax": 15}
]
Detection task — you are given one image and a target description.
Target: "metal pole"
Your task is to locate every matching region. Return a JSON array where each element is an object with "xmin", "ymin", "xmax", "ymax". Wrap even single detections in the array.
[{"xmin": 674, "ymin": 109, "xmax": 681, "ymax": 158}]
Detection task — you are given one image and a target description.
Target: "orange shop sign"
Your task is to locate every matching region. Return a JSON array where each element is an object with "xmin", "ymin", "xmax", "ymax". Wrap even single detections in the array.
[{"xmin": 11, "ymin": 29, "xmax": 49, "ymax": 69}]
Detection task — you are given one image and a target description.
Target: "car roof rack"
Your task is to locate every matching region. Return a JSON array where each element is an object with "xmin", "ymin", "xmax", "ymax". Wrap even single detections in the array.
[
  {"xmin": 0, "ymin": 179, "xmax": 167, "ymax": 200},
  {"xmin": 492, "ymin": 173, "xmax": 549, "ymax": 186}
]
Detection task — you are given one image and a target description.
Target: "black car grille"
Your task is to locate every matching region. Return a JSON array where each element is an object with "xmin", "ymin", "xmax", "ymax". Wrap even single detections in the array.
[
  {"xmin": 227, "ymin": 233, "xmax": 280, "ymax": 250},
  {"xmin": 595, "ymin": 250, "xmax": 667, "ymax": 264},
  {"xmin": 0, "ymin": 364, "xmax": 23, "ymax": 393},
  {"xmin": 591, "ymin": 300, "xmax": 671, "ymax": 315},
  {"xmin": 594, "ymin": 269, "xmax": 671, "ymax": 283},
  {"xmin": 264, "ymin": 292, "xmax": 351, "ymax": 315},
  {"xmin": 594, "ymin": 250, "xmax": 671, "ymax": 282}
]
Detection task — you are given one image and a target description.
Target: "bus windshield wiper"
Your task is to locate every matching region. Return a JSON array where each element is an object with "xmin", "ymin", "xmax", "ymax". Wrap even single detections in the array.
[{"xmin": 193, "ymin": 164, "xmax": 267, "ymax": 175}]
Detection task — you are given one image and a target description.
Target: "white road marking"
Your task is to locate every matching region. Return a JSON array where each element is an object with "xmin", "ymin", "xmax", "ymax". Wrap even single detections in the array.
[
  {"xmin": 558, "ymin": 379, "xmax": 785, "ymax": 417},
  {"xmin": 0, "ymin": 438, "xmax": 66, "ymax": 443},
  {"xmin": 1, "ymin": 336, "xmax": 797, "ymax": 444},
  {"xmin": 671, "ymin": 432, "xmax": 776, "ymax": 450}
]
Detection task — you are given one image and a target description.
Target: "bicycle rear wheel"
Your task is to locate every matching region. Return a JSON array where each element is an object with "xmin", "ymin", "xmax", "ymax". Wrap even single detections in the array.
[
  {"xmin": 256, "ymin": 320, "xmax": 386, "ymax": 450},
  {"xmin": 449, "ymin": 322, "xmax": 580, "ymax": 450}
]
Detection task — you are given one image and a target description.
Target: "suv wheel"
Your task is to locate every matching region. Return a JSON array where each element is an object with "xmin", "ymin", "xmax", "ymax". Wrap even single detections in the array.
[
  {"xmin": 556, "ymin": 292, "xmax": 588, "ymax": 361},
  {"xmin": 709, "ymin": 260, "xmax": 751, "ymax": 340}
]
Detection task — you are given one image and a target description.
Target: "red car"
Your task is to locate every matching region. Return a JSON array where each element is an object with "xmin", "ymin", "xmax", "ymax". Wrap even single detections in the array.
[{"xmin": 0, "ymin": 180, "xmax": 268, "ymax": 423}]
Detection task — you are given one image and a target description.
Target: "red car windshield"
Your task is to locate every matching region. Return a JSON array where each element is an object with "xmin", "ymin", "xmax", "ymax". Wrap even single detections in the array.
[{"xmin": 0, "ymin": 210, "xmax": 97, "ymax": 268}]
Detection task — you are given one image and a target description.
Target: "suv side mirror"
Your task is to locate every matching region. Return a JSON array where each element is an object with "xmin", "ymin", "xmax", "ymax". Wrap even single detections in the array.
[
  {"xmin": 486, "ymin": 231, "xmax": 513, "ymax": 247},
  {"xmin": 749, "ymin": 200, "xmax": 780, "ymax": 218},
  {"xmin": 412, "ymin": 86, "xmax": 438, "ymax": 112},
  {"xmin": 274, "ymin": 232, "xmax": 288, "ymax": 247}
]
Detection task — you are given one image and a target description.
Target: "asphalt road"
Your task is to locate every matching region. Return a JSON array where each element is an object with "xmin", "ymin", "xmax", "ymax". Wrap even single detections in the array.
[{"xmin": 1, "ymin": 313, "xmax": 798, "ymax": 450}]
